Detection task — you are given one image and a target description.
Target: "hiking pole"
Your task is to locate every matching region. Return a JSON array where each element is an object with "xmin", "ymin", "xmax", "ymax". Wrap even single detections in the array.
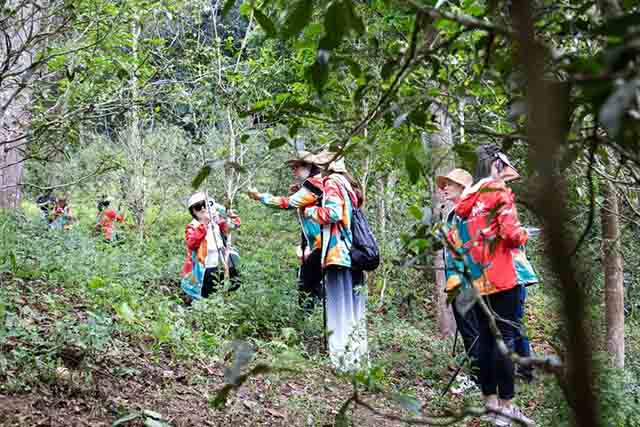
[
  {"xmin": 452, "ymin": 327, "xmax": 459, "ymax": 357},
  {"xmin": 441, "ymin": 335, "xmax": 479, "ymax": 397},
  {"xmin": 205, "ymin": 191, "xmax": 230, "ymax": 281}
]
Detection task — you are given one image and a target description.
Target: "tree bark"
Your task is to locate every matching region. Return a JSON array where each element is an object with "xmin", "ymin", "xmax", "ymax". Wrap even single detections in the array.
[
  {"xmin": 597, "ymin": 0, "xmax": 625, "ymax": 372},
  {"xmin": 601, "ymin": 181, "xmax": 625, "ymax": 369},
  {"xmin": 0, "ymin": 0, "xmax": 40, "ymax": 209},
  {"xmin": 426, "ymin": 105, "xmax": 456, "ymax": 338}
]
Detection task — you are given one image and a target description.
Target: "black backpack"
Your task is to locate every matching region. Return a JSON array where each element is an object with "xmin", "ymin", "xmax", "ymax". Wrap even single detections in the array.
[{"xmin": 349, "ymin": 207, "xmax": 380, "ymax": 271}]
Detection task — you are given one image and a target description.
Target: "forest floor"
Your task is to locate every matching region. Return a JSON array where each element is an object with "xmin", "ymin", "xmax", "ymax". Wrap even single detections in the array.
[{"xmin": 0, "ymin": 273, "xmax": 550, "ymax": 427}]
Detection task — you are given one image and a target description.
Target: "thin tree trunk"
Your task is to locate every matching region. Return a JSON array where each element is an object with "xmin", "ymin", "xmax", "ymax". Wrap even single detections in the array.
[
  {"xmin": 597, "ymin": 0, "xmax": 625, "ymax": 372},
  {"xmin": 602, "ymin": 181, "xmax": 624, "ymax": 369},
  {"xmin": 427, "ymin": 105, "xmax": 456, "ymax": 338}
]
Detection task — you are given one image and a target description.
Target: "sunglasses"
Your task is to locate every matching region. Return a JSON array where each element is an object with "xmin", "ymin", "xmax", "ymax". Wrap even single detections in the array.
[{"xmin": 192, "ymin": 201, "xmax": 207, "ymax": 211}]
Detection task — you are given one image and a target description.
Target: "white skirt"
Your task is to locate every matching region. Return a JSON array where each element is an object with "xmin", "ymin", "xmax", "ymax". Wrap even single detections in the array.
[{"xmin": 324, "ymin": 267, "xmax": 368, "ymax": 371}]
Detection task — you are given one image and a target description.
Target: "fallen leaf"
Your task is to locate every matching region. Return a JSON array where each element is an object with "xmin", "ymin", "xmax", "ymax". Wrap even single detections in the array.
[{"xmin": 266, "ymin": 408, "xmax": 285, "ymax": 418}]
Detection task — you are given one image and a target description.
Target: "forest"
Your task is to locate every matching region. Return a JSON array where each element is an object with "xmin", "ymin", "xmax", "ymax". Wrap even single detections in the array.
[{"xmin": 1, "ymin": 0, "xmax": 640, "ymax": 426}]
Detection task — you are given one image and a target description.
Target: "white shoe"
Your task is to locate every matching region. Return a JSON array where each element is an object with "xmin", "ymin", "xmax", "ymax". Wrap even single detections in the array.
[{"xmin": 494, "ymin": 405, "xmax": 535, "ymax": 427}]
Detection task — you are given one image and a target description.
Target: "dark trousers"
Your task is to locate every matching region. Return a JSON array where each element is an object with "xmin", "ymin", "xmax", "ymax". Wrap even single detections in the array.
[
  {"xmin": 474, "ymin": 286, "xmax": 518, "ymax": 400},
  {"xmin": 201, "ymin": 267, "xmax": 240, "ymax": 298},
  {"xmin": 452, "ymin": 297, "xmax": 480, "ymax": 378},
  {"xmin": 298, "ymin": 249, "xmax": 323, "ymax": 311},
  {"xmin": 514, "ymin": 285, "xmax": 533, "ymax": 376}
]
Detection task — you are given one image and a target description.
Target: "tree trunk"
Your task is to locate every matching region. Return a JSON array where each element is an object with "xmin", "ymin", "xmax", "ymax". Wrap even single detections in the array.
[
  {"xmin": 125, "ymin": 17, "xmax": 145, "ymax": 239},
  {"xmin": 426, "ymin": 104, "xmax": 456, "ymax": 338},
  {"xmin": 597, "ymin": 0, "xmax": 625, "ymax": 371},
  {"xmin": 602, "ymin": 181, "xmax": 624, "ymax": 369},
  {"xmin": 0, "ymin": 0, "xmax": 39, "ymax": 209}
]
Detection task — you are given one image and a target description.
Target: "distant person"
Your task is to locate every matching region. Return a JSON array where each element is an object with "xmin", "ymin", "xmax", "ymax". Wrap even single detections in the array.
[
  {"xmin": 446, "ymin": 144, "xmax": 533, "ymax": 426},
  {"xmin": 50, "ymin": 197, "xmax": 74, "ymax": 230},
  {"xmin": 180, "ymin": 192, "xmax": 240, "ymax": 300},
  {"xmin": 36, "ymin": 191, "xmax": 55, "ymax": 222},
  {"xmin": 96, "ymin": 197, "xmax": 125, "ymax": 242},
  {"xmin": 248, "ymin": 151, "xmax": 324, "ymax": 312},
  {"xmin": 437, "ymin": 168, "xmax": 480, "ymax": 382}
]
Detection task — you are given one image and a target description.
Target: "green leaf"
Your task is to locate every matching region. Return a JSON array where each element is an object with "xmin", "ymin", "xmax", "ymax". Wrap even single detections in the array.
[
  {"xmin": 221, "ymin": 0, "xmax": 236, "ymax": 19},
  {"xmin": 408, "ymin": 205, "xmax": 423, "ymax": 220},
  {"xmin": 192, "ymin": 165, "xmax": 211, "ymax": 189},
  {"xmin": 113, "ymin": 412, "xmax": 141, "ymax": 426},
  {"xmin": 142, "ymin": 410, "xmax": 164, "ymax": 420},
  {"xmin": 115, "ymin": 302, "xmax": 136, "ymax": 323},
  {"xmin": 405, "ymin": 151, "xmax": 422, "ymax": 183},
  {"xmin": 391, "ymin": 393, "xmax": 423, "ymax": 414},
  {"xmin": 282, "ymin": 0, "xmax": 314, "ymax": 39},
  {"xmin": 323, "ymin": 1, "xmax": 348, "ymax": 49},
  {"xmin": 253, "ymin": 8, "xmax": 277, "ymax": 38},
  {"xmin": 381, "ymin": 59, "xmax": 397, "ymax": 80},
  {"xmin": 344, "ymin": 0, "xmax": 365, "ymax": 35},
  {"xmin": 269, "ymin": 137, "xmax": 288, "ymax": 149},
  {"xmin": 144, "ymin": 419, "xmax": 169, "ymax": 427}
]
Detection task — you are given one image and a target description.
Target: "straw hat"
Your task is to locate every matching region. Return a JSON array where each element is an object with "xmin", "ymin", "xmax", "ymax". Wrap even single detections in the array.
[
  {"xmin": 435, "ymin": 168, "xmax": 473, "ymax": 190},
  {"xmin": 285, "ymin": 150, "xmax": 314, "ymax": 166},
  {"xmin": 310, "ymin": 150, "xmax": 348, "ymax": 173}
]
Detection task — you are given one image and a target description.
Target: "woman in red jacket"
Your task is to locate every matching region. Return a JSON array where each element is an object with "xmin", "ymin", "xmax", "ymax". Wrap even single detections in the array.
[
  {"xmin": 180, "ymin": 192, "xmax": 240, "ymax": 300},
  {"xmin": 97, "ymin": 198, "xmax": 125, "ymax": 242},
  {"xmin": 451, "ymin": 145, "xmax": 533, "ymax": 426}
]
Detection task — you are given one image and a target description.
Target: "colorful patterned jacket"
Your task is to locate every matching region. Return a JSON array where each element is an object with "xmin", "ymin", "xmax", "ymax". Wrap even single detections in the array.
[
  {"xmin": 446, "ymin": 178, "xmax": 528, "ymax": 296},
  {"xmin": 304, "ymin": 174, "xmax": 359, "ymax": 268},
  {"xmin": 257, "ymin": 175, "xmax": 324, "ymax": 253},
  {"xmin": 180, "ymin": 206, "xmax": 240, "ymax": 300}
]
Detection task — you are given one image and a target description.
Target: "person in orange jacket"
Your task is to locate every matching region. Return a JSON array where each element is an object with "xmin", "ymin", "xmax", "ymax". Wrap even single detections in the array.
[{"xmin": 97, "ymin": 197, "xmax": 125, "ymax": 242}]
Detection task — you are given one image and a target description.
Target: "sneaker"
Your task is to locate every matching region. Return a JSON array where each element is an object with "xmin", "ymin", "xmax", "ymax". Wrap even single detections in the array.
[
  {"xmin": 494, "ymin": 405, "xmax": 535, "ymax": 427},
  {"xmin": 480, "ymin": 400, "xmax": 499, "ymax": 423}
]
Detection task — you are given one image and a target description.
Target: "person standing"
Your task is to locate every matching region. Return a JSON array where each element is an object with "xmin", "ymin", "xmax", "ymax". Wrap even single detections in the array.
[
  {"xmin": 437, "ymin": 168, "xmax": 480, "ymax": 382},
  {"xmin": 303, "ymin": 151, "xmax": 368, "ymax": 372},
  {"xmin": 96, "ymin": 197, "xmax": 125, "ymax": 242},
  {"xmin": 446, "ymin": 144, "xmax": 533, "ymax": 426},
  {"xmin": 248, "ymin": 151, "xmax": 324, "ymax": 311},
  {"xmin": 180, "ymin": 192, "xmax": 240, "ymax": 300},
  {"xmin": 50, "ymin": 196, "xmax": 74, "ymax": 230}
]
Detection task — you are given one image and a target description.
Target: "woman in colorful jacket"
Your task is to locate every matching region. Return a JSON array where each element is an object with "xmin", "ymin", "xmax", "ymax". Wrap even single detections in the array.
[
  {"xmin": 437, "ymin": 168, "xmax": 480, "ymax": 382},
  {"xmin": 50, "ymin": 197, "xmax": 74, "ymax": 230},
  {"xmin": 96, "ymin": 198, "xmax": 125, "ymax": 242},
  {"xmin": 248, "ymin": 151, "xmax": 324, "ymax": 310},
  {"xmin": 302, "ymin": 151, "xmax": 368, "ymax": 372},
  {"xmin": 180, "ymin": 192, "xmax": 240, "ymax": 300},
  {"xmin": 446, "ymin": 145, "xmax": 533, "ymax": 427}
]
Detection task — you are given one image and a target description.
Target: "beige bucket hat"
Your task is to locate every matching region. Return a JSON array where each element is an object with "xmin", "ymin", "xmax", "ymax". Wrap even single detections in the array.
[
  {"xmin": 435, "ymin": 168, "xmax": 473, "ymax": 190},
  {"xmin": 285, "ymin": 150, "xmax": 315, "ymax": 166},
  {"xmin": 310, "ymin": 150, "xmax": 347, "ymax": 173}
]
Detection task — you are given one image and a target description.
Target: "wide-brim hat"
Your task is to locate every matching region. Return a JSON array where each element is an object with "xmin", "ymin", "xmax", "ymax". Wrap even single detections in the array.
[
  {"xmin": 285, "ymin": 150, "xmax": 314, "ymax": 166},
  {"xmin": 436, "ymin": 168, "xmax": 473, "ymax": 190},
  {"xmin": 310, "ymin": 150, "xmax": 347, "ymax": 173},
  {"xmin": 496, "ymin": 152, "xmax": 520, "ymax": 181},
  {"xmin": 188, "ymin": 192, "xmax": 206, "ymax": 208}
]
